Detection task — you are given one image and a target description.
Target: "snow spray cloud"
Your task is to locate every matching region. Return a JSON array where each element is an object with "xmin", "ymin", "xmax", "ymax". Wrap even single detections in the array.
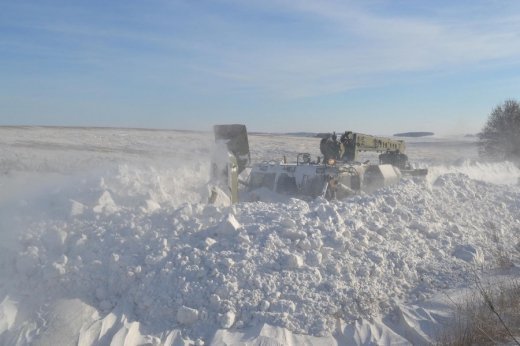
[
  {"xmin": 0, "ymin": 128, "xmax": 214, "ymax": 301},
  {"xmin": 427, "ymin": 160, "xmax": 520, "ymax": 186}
]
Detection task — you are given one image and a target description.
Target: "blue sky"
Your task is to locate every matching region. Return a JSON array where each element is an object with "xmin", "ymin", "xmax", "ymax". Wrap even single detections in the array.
[{"xmin": 1, "ymin": 0, "xmax": 520, "ymax": 135}]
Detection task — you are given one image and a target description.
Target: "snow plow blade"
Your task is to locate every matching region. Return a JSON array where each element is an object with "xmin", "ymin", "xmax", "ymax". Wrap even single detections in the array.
[
  {"xmin": 209, "ymin": 124, "xmax": 250, "ymax": 205},
  {"xmin": 213, "ymin": 124, "xmax": 250, "ymax": 174}
]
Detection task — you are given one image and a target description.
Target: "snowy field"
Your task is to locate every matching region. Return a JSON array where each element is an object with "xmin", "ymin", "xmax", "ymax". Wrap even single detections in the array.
[{"xmin": 0, "ymin": 126, "xmax": 519, "ymax": 345}]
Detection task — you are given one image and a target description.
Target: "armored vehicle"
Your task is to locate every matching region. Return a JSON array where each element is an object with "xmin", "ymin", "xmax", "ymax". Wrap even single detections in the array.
[{"xmin": 210, "ymin": 124, "xmax": 427, "ymax": 204}]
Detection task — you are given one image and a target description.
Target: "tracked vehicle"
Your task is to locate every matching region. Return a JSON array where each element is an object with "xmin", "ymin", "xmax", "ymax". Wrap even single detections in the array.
[{"xmin": 210, "ymin": 124, "xmax": 427, "ymax": 204}]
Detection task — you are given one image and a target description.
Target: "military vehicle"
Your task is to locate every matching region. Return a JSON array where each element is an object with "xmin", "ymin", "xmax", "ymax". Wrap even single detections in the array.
[{"xmin": 210, "ymin": 124, "xmax": 427, "ymax": 204}]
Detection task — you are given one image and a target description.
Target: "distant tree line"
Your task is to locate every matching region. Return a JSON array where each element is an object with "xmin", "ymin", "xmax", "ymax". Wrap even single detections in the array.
[{"xmin": 479, "ymin": 99, "xmax": 520, "ymax": 163}]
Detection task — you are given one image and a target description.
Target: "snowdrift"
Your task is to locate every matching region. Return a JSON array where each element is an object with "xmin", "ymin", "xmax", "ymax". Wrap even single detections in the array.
[{"xmin": 0, "ymin": 127, "xmax": 519, "ymax": 345}]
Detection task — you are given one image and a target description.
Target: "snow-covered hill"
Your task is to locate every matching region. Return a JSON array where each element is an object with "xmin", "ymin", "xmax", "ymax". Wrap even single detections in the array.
[{"xmin": 0, "ymin": 127, "xmax": 519, "ymax": 345}]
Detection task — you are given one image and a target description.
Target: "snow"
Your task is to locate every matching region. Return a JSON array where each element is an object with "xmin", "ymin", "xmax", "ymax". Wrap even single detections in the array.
[
  {"xmin": 1, "ymin": 126, "xmax": 519, "ymax": 345},
  {"xmin": 177, "ymin": 306, "xmax": 199, "ymax": 325}
]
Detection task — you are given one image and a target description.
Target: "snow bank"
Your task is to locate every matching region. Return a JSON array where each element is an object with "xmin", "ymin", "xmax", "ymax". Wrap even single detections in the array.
[
  {"xmin": 1, "ymin": 128, "xmax": 519, "ymax": 345},
  {"xmin": 2, "ymin": 168, "xmax": 519, "ymax": 344}
]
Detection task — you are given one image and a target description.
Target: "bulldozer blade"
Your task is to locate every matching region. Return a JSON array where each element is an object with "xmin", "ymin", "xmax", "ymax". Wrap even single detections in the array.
[{"xmin": 213, "ymin": 124, "xmax": 250, "ymax": 174}]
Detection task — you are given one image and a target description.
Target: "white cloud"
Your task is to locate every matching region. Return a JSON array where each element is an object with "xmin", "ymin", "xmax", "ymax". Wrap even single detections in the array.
[
  {"xmin": 3, "ymin": 1, "xmax": 520, "ymax": 99},
  {"xmin": 186, "ymin": 0, "xmax": 520, "ymax": 97}
]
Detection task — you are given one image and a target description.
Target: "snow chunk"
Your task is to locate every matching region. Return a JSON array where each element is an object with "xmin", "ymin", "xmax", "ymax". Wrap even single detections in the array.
[
  {"xmin": 69, "ymin": 199, "xmax": 85, "ymax": 216},
  {"xmin": 204, "ymin": 237, "xmax": 217, "ymax": 249},
  {"xmin": 177, "ymin": 306, "xmax": 199, "ymax": 325},
  {"xmin": 216, "ymin": 214, "xmax": 241, "ymax": 236},
  {"xmin": 142, "ymin": 199, "xmax": 160, "ymax": 213},
  {"xmin": 164, "ymin": 330, "xmax": 192, "ymax": 346},
  {"xmin": 258, "ymin": 300, "xmax": 270, "ymax": 312},
  {"xmin": 207, "ymin": 186, "xmax": 231, "ymax": 207},
  {"xmin": 219, "ymin": 310, "xmax": 236, "ymax": 329},
  {"xmin": 284, "ymin": 253, "xmax": 304, "ymax": 269},
  {"xmin": 0, "ymin": 297, "xmax": 17, "ymax": 333},
  {"xmin": 93, "ymin": 191, "xmax": 119, "ymax": 214}
]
